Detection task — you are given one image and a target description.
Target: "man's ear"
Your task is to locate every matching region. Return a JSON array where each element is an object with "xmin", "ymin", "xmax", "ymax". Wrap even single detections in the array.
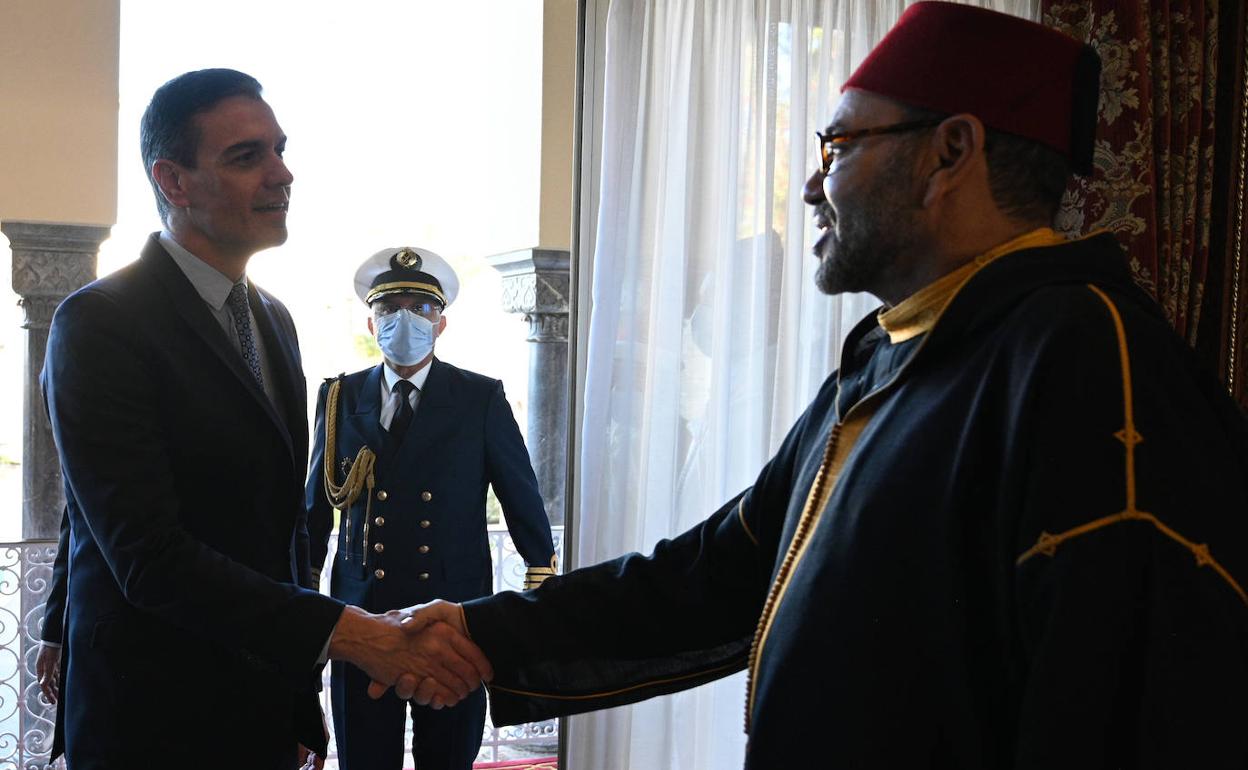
[
  {"xmin": 367, "ymin": 316, "xmax": 375, "ymax": 337},
  {"xmin": 152, "ymin": 159, "xmax": 191, "ymax": 209},
  {"xmin": 436, "ymin": 316, "xmax": 447, "ymax": 337},
  {"xmin": 922, "ymin": 114, "xmax": 986, "ymax": 208}
]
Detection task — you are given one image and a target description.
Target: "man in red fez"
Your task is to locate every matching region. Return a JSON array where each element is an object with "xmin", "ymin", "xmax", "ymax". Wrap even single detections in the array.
[{"xmin": 380, "ymin": 4, "xmax": 1248, "ymax": 767}]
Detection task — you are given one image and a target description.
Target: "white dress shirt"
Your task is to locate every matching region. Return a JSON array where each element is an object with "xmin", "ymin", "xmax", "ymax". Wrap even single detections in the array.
[
  {"xmin": 160, "ymin": 232, "xmax": 279, "ymax": 407},
  {"xmin": 379, "ymin": 361, "xmax": 432, "ymax": 430}
]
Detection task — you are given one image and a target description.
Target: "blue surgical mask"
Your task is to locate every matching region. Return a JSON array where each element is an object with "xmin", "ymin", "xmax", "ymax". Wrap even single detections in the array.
[{"xmin": 374, "ymin": 309, "xmax": 435, "ymax": 366}]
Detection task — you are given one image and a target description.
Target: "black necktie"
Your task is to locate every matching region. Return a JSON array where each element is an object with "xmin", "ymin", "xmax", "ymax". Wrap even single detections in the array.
[{"xmin": 390, "ymin": 380, "xmax": 416, "ymax": 439}]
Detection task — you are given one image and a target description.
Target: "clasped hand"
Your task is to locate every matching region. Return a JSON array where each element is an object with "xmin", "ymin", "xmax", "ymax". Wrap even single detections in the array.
[
  {"xmin": 371, "ymin": 600, "xmax": 487, "ymax": 706},
  {"xmin": 331, "ymin": 600, "xmax": 491, "ymax": 709}
]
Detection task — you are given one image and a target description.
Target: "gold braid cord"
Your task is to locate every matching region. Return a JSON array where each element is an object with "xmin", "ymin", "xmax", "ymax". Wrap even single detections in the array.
[
  {"xmin": 323, "ymin": 379, "xmax": 377, "ymax": 566},
  {"xmin": 1016, "ymin": 285, "xmax": 1248, "ymax": 606}
]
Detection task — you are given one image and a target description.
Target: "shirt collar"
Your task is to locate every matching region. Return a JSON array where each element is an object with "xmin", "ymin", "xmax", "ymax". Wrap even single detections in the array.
[
  {"xmin": 878, "ymin": 227, "xmax": 1068, "ymax": 344},
  {"xmin": 382, "ymin": 359, "xmax": 433, "ymax": 393},
  {"xmin": 159, "ymin": 231, "xmax": 246, "ymax": 311}
]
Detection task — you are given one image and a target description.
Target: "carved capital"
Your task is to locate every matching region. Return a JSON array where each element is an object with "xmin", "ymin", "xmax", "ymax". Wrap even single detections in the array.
[
  {"xmin": 18, "ymin": 296, "xmax": 61, "ymax": 331},
  {"xmin": 525, "ymin": 312, "xmax": 569, "ymax": 343},
  {"xmin": 4, "ymin": 220, "xmax": 108, "ymax": 299},
  {"xmin": 486, "ymin": 248, "xmax": 570, "ymax": 315}
]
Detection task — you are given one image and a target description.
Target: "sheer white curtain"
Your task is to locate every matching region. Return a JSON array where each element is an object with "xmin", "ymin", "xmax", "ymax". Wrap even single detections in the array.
[{"xmin": 571, "ymin": 1, "xmax": 1038, "ymax": 768}]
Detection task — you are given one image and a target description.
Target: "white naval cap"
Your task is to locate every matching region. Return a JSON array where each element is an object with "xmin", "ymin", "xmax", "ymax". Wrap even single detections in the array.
[{"xmin": 353, "ymin": 246, "xmax": 460, "ymax": 308}]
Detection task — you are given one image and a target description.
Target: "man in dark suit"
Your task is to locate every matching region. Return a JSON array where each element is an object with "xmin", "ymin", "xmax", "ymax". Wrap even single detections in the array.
[
  {"xmin": 42, "ymin": 69, "xmax": 490, "ymax": 769},
  {"xmin": 307, "ymin": 246, "xmax": 556, "ymax": 769}
]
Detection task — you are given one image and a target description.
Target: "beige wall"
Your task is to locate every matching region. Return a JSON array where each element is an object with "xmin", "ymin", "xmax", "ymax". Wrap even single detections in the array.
[
  {"xmin": 0, "ymin": 0, "xmax": 120, "ymax": 226},
  {"xmin": 539, "ymin": 0, "xmax": 577, "ymax": 251}
]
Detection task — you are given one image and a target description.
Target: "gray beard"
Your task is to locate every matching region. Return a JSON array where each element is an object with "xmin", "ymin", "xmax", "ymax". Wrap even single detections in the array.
[{"xmin": 814, "ymin": 208, "xmax": 921, "ymax": 297}]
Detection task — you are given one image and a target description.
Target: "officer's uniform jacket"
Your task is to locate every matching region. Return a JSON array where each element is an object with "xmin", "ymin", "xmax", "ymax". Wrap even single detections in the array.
[{"xmin": 307, "ymin": 358, "xmax": 555, "ymax": 611}]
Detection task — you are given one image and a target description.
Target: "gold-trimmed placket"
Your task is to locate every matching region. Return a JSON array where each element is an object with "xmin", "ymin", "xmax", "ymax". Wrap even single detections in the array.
[{"xmin": 742, "ymin": 399, "xmax": 880, "ymax": 733}]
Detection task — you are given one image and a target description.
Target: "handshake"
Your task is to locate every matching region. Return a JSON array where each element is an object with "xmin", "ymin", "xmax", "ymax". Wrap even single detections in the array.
[{"xmin": 328, "ymin": 599, "xmax": 491, "ymax": 708}]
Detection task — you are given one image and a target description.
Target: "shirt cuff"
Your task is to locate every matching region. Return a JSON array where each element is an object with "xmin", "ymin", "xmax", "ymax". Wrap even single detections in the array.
[{"xmin": 317, "ymin": 617, "xmax": 339, "ymax": 666}]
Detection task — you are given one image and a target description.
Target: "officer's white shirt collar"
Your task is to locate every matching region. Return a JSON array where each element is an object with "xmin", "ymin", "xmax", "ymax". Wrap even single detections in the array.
[
  {"xmin": 382, "ymin": 360, "xmax": 432, "ymax": 393},
  {"xmin": 378, "ymin": 359, "xmax": 432, "ymax": 430}
]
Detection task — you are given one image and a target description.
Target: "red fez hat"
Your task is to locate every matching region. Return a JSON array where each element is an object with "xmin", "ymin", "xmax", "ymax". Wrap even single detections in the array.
[{"xmin": 843, "ymin": 2, "xmax": 1101, "ymax": 175}]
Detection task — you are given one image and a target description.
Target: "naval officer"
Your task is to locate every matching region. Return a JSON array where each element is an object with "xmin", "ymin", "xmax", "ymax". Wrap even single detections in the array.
[{"xmin": 307, "ymin": 246, "xmax": 556, "ymax": 769}]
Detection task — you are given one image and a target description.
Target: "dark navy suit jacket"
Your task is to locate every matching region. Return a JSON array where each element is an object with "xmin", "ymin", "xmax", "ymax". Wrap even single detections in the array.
[
  {"xmin": 42, "ymin": 235, "xmax": 344, "ymax": 766},
  {"xmin": 307, "ymin": 360, "xmax": 554, "ymax": 612}
]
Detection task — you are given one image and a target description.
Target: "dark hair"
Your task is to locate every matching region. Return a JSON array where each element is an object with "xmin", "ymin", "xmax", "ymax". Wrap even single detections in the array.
[
  {"xmin": 139, "ymin": 69, "xmax": 263, "ymax": 221},
  {"xmin": 904, "ymin": 107, "xmax": 1071, "ymax": 226}
]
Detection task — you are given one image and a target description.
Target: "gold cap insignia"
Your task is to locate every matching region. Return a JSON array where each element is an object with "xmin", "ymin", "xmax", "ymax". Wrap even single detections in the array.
[{"xmin": 395, "ymin": 248, "xmax": 422, "ymax": 270}]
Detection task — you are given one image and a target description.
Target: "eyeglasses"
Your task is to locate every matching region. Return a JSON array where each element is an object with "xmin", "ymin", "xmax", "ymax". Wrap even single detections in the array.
[
  {"xmin": 815, "ymin": 119, "xmax": 943, "ymax": 174},
  {"xmin": 373, "ymin": 301, "xmax": 441, "ymax": 320}
]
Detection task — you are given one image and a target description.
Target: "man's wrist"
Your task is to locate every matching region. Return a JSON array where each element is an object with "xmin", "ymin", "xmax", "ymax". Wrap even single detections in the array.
[{"xmin": 327, "ymin": 605, "xmax": 371, "ymax": 661}]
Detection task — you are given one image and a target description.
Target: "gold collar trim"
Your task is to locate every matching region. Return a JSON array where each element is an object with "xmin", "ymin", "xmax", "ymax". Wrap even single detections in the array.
[{"xmin": 878, "ymin": 228, "xmax": 1068, "ymax": 343}]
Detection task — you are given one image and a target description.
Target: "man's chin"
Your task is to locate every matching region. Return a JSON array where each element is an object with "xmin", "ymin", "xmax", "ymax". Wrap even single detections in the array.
[
  {"xmin": 815, "ymin": 255, "xmax": 853, "ymax": 296},
  {"xmin": 814, "ymin": 243, "xmax": 884, "ymax": 296},
  {"xmin": 257, "ymin": 227, "xmax": 289, "ymax": 251}
]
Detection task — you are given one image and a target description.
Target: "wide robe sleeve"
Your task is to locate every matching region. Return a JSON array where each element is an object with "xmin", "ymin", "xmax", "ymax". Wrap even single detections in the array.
[
  {"xmin": 1008, "ymin": 283, "xmax": 1248, "ymax": 768},
  {"xmin": 462, "ymin": 376, "xmax": 840, "ymax": 726}
]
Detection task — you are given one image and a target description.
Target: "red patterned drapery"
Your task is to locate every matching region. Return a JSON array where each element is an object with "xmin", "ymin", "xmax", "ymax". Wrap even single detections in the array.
[{"xmin": 1041, "ymin": 0, "xmax": 1219, "ymax": 346}]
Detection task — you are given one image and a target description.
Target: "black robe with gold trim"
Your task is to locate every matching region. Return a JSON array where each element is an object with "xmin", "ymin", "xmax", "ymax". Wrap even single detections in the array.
[{"xmin": 463, "ymin": 233, "xmax": 1248, "ymax": 769}]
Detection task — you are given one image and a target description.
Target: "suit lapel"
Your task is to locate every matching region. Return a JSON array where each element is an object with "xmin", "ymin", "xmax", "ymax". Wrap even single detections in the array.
[
  {"xmin": 251, "ymin": 288, "xmax": 302, "ymax": 464},
  {"xmin": 345, "ymin": 365, "xmax": 387, "ymax": 463},
  {"xmin": 141, "ymin": 235, "xmax": 296, "ymax": 464},
  {"xmin": 385, "ymin": 358, "xmax": 453, "ymax": 472}
]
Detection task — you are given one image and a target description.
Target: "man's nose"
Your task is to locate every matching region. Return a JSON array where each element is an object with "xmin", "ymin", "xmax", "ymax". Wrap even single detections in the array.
[
  {"xmin": 270, "ymin": 155, "xmax": 294, "ymax": 187},
  {"xmin": 802, "ymin": 168, "xmax": 826, "ymax": 205}
]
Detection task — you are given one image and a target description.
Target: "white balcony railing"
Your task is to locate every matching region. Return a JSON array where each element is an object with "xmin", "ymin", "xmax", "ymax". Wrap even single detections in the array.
[{"xmin": 0, "ymin": 525, "xmax": 563, "ymax": 769}]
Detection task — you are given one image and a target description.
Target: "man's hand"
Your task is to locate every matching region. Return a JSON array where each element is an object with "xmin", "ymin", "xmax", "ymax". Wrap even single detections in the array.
[
  {"xmin": 297, "ymin": 744, "xmax": 324, "ymax": 770},
  {"xmin": 366, "ymin": 600, "xmax": 486, "ymax": 702},
  {"xmin": 329, "ymin": 605, "xmax": 491, "ymax": 708},
  {"xmin": 36, "ymin": 642, "xmax": 60, "ymax": 705}
]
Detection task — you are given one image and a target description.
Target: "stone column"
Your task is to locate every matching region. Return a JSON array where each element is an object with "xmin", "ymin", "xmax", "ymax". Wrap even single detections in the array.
[
  {"xmin": 4, "ymin": 220, "xmax": 107, "ymax": 539},
  {"xmin": 487, "ymin": 248, "xmax": 570, "ymax": 527}
]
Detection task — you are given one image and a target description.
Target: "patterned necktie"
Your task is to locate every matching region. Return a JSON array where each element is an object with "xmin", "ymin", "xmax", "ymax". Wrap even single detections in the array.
[
  {"xmin": 226, "ymin": 282, "xmax": 265, "ymax": 388},
  {"xmin": 390, "ymin": 380, "xmax": 416, "ymax": 438}
]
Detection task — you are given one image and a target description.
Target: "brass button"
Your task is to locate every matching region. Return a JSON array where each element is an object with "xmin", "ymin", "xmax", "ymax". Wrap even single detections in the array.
[
  {"xmin": 377, "ymin": 490, "xmax": 388, "ymax": 501},
  {"xmin": 419, "ymin": 520, "xmax": 431, "ymax": 528},
  {"xmin": 417, "ymin": 545, "xmax": 430, "ymax": 554},
  {"xmin": 373, "ymin": 542, "xmax": 384, "ymax": 553},
  {"xmin": 418, "ymin": 572, "xmax": 430, "ymax": 580},
  {"xmin": 374, "ymin": 516, "xmax": 385, "ymax": 526},
  {"xmin": 374, "ymin": 569, "xmax": 385, "ymax": 579},
  {"xmin": 421, "ymin": 491, "xmax": 432, "ymax": 502}
]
